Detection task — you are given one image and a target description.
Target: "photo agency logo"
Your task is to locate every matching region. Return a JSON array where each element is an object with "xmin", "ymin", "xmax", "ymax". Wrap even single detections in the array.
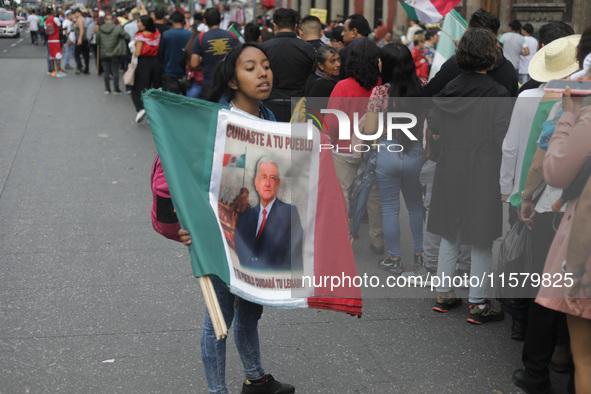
[{"xmin": 307, "ymin": 110, "xmax": 419, "ymax": 153}]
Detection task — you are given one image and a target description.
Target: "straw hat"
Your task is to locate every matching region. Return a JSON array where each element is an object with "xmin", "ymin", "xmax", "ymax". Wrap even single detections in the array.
[{"xmin": 529, "ymin": 35, "xmax": 581, "ymax": 82}]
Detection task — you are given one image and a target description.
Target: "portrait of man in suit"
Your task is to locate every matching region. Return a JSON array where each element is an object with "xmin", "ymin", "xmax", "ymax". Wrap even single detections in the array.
[{"xmin": 234, "ymin": 157, "xmax": 304, "ymax": 271}]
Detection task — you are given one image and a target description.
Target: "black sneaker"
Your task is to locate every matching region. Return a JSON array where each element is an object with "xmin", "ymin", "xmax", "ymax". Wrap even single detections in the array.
[
  {"xmin": 402, "ymin": 266, "xmax": 434, "ymax": 286},
  {"xmin": 467, "ymin": 300, "xmax": 505, "ymax": 324},
  {"xmin": 512, "ymin": 369, "xmax": 552, "ymax": 394},
  {"xmin": 241, "ymin": 374, "xmax": 295, "ymax": 394},
  {"xmin": 379, "ymin": 256, "xmax": 404, "ymax": 275},
  {"xmin": 113, "ymin": 89, "xmax": 122, "ymax": 95}
]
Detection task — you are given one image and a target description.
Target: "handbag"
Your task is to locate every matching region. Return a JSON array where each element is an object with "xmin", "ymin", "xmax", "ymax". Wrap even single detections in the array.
[
  {"xmin": 180, "ymin": 72, "xmax": 192, "ymax": 91},
  {"xmin": 123, "ymin": 56, "xmax": 136, "ymax": 86}
]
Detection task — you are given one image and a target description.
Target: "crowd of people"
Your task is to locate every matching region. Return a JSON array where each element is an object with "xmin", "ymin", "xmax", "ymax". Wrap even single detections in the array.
[
  {"xmin": 17, "ymin": 3, "xmax": 591, "ymax": 393},
  {"xmin": 175, "ymin": 8, "xmax": 589, "ymax": 394}
]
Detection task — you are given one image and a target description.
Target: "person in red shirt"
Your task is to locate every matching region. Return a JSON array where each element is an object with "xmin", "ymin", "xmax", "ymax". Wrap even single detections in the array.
[
  {"xmin": 45, "ymin": 8, "xmax": 67, "ymax": 77},
  {"xmin": 411, "ymin": 34, "xmax": 429, "ymax": 80},
  {"xmin": 325, "ymin": 39, "xmax": 385, "ymax": 254},
  {"xmin": 131, "ymin": 15, "xmax": 161, "ymax": 123},
  {"xmin": 374, "ymin": 18, "xmax": 388, "ymax": 42}
]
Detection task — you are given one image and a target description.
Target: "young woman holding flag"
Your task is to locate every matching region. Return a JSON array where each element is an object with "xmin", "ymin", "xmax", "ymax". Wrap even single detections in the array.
[{"xmin": 177, "ymin": 43, "xmax": 294, "ymax": 394}]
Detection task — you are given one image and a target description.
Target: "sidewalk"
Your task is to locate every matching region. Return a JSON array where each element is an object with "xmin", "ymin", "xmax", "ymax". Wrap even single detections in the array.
[{"xmin": 0, "ymin": 53, "xmax": 569, "ymax": 393}]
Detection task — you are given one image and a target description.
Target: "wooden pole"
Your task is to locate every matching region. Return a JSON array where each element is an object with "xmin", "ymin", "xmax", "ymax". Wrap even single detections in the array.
[
  {"xmin": 198, "ymin": 276, "xmax": 228, "ymax": 339},
  {"xmin": 435, "ymin": 23, "xmax": 459, "ymax": 46}
]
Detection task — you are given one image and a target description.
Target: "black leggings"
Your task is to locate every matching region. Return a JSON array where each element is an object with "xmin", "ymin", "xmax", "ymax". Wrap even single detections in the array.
[{"xmin": 131, "ymin": 56, "xmax": 162, "ymax": 112}]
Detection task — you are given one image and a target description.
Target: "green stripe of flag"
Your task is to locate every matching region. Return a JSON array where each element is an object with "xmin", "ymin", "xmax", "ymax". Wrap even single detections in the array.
[
  {"xmin": 143, "ymin": 90, "xmax": 231, "ymax": 284},
  {"xmin": 228, "ymin": 25, "xmax": 244, "ymax": 43},
  {"xmin": 428, "ymin": 9, "xmax": 467, "ymax": 80},
  {"xmin": 399, "ymin": 0, "xmax": 419, "ymax": 21}
]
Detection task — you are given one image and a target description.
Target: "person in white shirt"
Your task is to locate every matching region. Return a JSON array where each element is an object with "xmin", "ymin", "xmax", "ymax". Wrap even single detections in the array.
[
  {"xmin": 62, "ymin": 10, "xmax": 75, "ymax": 70},
  {"xmin": 519, "ymin": 23, "xmax": 538, "ymax": 85},
  {"xmin": 27, "ymin": 10, "xmax": 39, "ymax": 45},
  {"xmin": 405, "ymin": 19, "xmax": 423, "ymax": 48},
  {"xmin": 499, "ymin": 19, "xmax": 529, "ymax": 79}
]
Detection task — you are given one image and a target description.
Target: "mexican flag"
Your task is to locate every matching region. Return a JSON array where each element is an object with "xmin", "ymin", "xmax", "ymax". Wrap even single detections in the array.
[
  {"xmin": 428, "ymin": 9, "xmax": 467, "ymax": 80},
  {"xmin": 228, "ymin": 24, "xmax": 245, "ymax": 43},
  {"xmin": 143, "ymin": 91, "xmax": 362, "ymax": 316},
  {"xmin": 223, "ymin": 153, "xmax": 246, "ymax": 168},
  {"xmin": 399, "ymin": 0, "xmax": 462, "ymax": 24}
]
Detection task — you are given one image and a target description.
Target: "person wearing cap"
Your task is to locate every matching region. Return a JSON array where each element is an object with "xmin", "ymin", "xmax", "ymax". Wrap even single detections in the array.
[
  {"xmin": 507, "ymin": 32, "xmax": 583, "ymax": 394},
  {"xmin": 62, "ymin": 10, "xmax": 75, "ymax": 70}
]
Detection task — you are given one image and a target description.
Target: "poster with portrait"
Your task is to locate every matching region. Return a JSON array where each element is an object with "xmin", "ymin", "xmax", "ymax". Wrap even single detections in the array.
[{"xmin": 210, "ymin": 109, "xmax": 318, "ymax": 306}]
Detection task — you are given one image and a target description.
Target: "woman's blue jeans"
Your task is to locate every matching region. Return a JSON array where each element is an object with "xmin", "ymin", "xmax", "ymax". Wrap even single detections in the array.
[
  {"xmin": 186, "ymin": 81, "xmax": 202, "ymax": 99},
  {"xmin": 375, "ymin": 141, "xmax": 424, "ymax": 258},
  {"xmin": 201, "ymin": 277, "xmax": 265, "ymax": 393}
]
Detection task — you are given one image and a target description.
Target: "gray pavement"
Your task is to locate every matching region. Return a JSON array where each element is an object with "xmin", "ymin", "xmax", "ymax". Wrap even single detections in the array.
[{"xmin": 0, "ymin": 33, "xmax": 569, "ymax": 394}]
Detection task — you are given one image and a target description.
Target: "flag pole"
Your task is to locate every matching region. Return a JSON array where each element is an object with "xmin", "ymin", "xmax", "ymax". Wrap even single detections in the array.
[
  {"xmin": 199, "ymin": 276, "xmax": 228, "ymax": 339},
  {"xmin": 435, "ymin": 23, "xmax": 459, "ymax": 46}
]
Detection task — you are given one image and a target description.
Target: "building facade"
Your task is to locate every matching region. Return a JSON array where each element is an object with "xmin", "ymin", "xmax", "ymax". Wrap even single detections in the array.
[{"xmin": 283, "ymin": 0, "xmax": 590, "ymax": 37}]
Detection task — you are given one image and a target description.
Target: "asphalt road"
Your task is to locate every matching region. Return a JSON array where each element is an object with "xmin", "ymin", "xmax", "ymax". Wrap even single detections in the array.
[{"xmin": 0, "ymin": 30, "xmax": 569, "ymax": 394}]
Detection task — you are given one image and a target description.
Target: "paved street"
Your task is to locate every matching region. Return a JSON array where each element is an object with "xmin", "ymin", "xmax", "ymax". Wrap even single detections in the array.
[{"xmin": 0, "ymin": 32, "xmax": 569, "ymax": 394}]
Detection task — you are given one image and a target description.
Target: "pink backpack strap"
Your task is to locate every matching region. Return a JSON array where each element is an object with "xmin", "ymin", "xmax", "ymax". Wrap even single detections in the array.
[{"xmin": 151, "ymin": 155, "xmax": 182, "ymax": 242}]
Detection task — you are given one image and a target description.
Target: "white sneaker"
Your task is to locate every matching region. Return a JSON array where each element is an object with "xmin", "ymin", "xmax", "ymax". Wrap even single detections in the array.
[{"xmin": 135, "ymin": 109, "xmax": 146, "ymax": 123}]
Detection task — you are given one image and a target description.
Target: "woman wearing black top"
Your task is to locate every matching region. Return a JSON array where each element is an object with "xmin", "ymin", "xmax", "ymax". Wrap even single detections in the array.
[
  {"xmin": 428, "ymin": 28, "xmax": 513, "ymax": 323},
  {"xmin": 304, "ymin": 45, "xmax": 341, "ymax": 98}
]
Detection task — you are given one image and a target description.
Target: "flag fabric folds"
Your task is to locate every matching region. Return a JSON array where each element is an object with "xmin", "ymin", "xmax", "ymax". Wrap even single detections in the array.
[
  {"xmin": 428, "ymin": 9, "xmax": 467, "ymax": 80},
  {"xmin": 143, "ymin": 90, "xmax": 362, "ymax": 316},
  {"xmin": 399, "ymin": 0, "xmax": 461, "ymax": 24}
]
